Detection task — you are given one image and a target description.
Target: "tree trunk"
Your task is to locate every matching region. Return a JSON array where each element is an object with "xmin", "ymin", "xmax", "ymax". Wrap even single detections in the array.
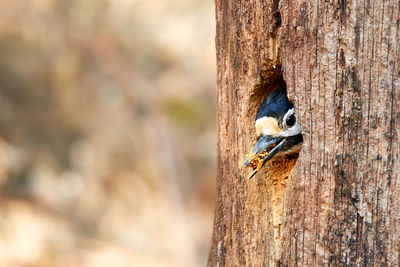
[{"xmin": 208, "ymin": 1, "xmax": 400, "ymax": 266}]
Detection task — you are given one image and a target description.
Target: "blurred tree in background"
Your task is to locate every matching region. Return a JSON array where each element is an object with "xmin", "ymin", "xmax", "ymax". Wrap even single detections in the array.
[{"xmin": 0, "ymin": 0, "xmax": 216, "ymax": 266}]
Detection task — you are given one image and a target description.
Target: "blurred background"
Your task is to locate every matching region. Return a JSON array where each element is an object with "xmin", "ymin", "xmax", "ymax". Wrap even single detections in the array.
[{"xmin": 0, "ymin": 0, "xmax": 216, "ymax": 266}]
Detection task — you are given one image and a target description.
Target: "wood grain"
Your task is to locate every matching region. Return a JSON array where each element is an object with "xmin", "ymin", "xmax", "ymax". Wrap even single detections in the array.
[{"xmin": 208, "ymin": 0, "xmax": 400, "ymax": 266}]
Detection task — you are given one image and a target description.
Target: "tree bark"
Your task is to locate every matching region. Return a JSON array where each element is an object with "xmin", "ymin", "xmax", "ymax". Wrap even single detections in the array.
[{"xmin": 208, "ymin": 1, "xmax": 400, "ymax": 266}]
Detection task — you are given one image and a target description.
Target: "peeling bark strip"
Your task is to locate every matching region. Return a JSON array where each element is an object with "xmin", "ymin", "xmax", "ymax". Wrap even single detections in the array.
[{"xmin": 209, "ymin": 0, "xmax": 400, "ymax": 266}]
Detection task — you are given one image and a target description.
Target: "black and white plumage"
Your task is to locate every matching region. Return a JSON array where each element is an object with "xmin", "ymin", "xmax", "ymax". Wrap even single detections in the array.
[{"xmin": 243, "ymin": 88, "xmax": 303, "ymax": 179}]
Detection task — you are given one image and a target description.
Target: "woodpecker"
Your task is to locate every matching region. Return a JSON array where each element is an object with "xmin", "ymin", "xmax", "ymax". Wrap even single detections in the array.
[{"xmin": 243, "ymin": 88, "xmax": 303, "ymax": 179}]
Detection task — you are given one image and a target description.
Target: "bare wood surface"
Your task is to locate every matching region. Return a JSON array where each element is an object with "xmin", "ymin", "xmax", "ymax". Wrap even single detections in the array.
[{"xmin": 209, "ymin": 0, "xmax": 400, "ymax": 266}]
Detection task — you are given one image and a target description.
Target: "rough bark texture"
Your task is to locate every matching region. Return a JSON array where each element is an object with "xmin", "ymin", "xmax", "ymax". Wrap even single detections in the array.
[{"xmin": 208, "ymin": 0, "xmax": 400, "ymax": 266}]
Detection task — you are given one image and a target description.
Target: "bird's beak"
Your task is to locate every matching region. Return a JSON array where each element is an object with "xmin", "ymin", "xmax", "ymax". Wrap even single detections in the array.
[{"xmin": 242, "ymin": 135, "xmax": 287, "ymax": 179}]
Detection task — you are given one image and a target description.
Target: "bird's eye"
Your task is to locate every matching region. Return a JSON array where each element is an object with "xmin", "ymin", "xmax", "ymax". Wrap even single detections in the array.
[{"xmin": 286, "ymin": 114, "xmax": 296, "ymax": 127}]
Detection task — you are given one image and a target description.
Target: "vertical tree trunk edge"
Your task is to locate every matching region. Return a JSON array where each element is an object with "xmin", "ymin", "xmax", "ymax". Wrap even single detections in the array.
[{"xmin": 209, "ymin": 1, "xmax": 400, "ymax": 266}]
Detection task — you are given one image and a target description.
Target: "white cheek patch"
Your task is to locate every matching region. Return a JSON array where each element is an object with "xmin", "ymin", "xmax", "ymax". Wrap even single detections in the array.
[
  {"xmin": 280, "ymin": 123, "xmax": 302, "ymax": 137},
  {"xmin": 255, "ymin": 117, "xmax": 281, "ymax": 137}
]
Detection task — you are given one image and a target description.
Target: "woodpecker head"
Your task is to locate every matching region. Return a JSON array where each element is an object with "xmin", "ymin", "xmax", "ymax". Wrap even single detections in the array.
[{"xmin": 243, "ymin": 88, "xmax": 303, "ymax": 179}]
